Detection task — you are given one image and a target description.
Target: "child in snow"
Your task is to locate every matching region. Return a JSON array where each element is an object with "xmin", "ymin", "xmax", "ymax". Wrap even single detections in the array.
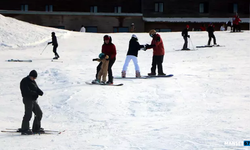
[
  {"xmin": 121, "ymin": 34, "xmax": 145, "ymax": 78},
  {"xmin": 92, "ymin": 53, "xmax": 109, "ymax": 84}
]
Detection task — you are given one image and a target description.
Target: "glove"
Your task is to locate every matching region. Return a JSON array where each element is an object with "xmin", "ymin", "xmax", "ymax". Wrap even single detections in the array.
[
  {"xmin": 144, "ymin": 44, "xmax": 149, "ymax": 50},
  {"xmin": 39, "ymin": 91, "xmax": 43, "ymax": 96},
  {"xmin": 187, "ymin": 35, "xmax": 190, "ymax": 38},
  {"xmin": 47, "ymin": 42, "xmax": 50, "ymax": 45},
  {"xmin": 93, "ymin": 58, "xmax": 98, "ymax": 61}
]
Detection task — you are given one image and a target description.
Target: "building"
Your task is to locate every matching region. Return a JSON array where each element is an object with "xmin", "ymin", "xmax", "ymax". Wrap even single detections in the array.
[{"xmin": 0, "ymin": 0, "xmax": 249, "ymax": 32}]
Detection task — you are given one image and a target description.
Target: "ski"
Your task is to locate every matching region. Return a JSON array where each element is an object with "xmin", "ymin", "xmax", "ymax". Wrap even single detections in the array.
[
  {"xmin": 3, "ymin": 128, "xmax": 65, "ymax": 134},
  {"xmin": 85, "ymin": 82, "xmax": 123, "ymax": 86},
  {"xmin": 196, "ymin": 45, "xmax": 224, "ymax": 48},
  {"xmin": 51, "ymin": 59, "xmax": 63, "ymax": 63},
  {"xmin": 6, "ymin": 59, "xmax": 32, "ymax": 62},
  {"xmin": 145, "ymin": 74, "xmax": 174, "ymax": 78},
  {"xmin": 175, "ymin": 49, "xmax": 197, "ymax": 51}
]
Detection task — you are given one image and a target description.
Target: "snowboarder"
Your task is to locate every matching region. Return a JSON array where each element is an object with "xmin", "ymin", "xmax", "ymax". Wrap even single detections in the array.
[
  {"xmin": 92, "ymin": 53, "xmax": 109, "ymax": 84},
  {"xmin": 207, "ymin": 23, "xmax": 217, "ymax": 46},
  {"xmin": 96, "ymin": 35, "xmax": 116, "ymax": 84},
  {"xmin": 121, "ymin": 34, "xmax": 145, "ymax": 78},
  {"xmin": 48, "ymin": 32, "xmax": 60, "ymax": 59},
  {"xmin": 145, "ymin": 29, "xmax": 166, "ymax": 76},
  {"xmin": 20, "ymin": 70, "xmax": 44, "ymax": 135},
  {"xmin": 181, "ymin": 25, "xmax": 190, "ymax": 50}
]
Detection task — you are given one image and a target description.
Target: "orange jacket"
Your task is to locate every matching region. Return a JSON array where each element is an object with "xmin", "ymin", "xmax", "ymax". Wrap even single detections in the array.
[{"xmin": 151, "ymin": 34, "xmax": 165, "ymax": 56}]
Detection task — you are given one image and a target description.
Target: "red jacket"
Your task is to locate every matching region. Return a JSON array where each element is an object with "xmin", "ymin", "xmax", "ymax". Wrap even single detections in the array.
[
  {"xmin": 151, "ymin": 34, "xmax": 165, "ymax": 56},
  {"xmin": 102, "ymin": 44, "xmax": 116, "ymax": 60}
]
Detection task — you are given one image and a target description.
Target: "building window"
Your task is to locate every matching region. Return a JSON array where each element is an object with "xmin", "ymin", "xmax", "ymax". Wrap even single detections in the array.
[
  {"xmin": 45, "ymin": 5, "xmax": 53, "ymax": 12},
  {"xmin": 21, "ymin": 5, "xmax": 28, "ymax": 11},
  {"xmin": 113, "ymin": 27, "xmax": 129, "ymax": 33},
  {"xmin": 233, "ymin": 3, "xmax": 238, "ymax": 13},
  {"xmin": 114, "ymin": 6, "xmax": 122, "ymax": 13},
  {"xmin": 90, "ymin": 6, "xmax": 98, "ymax": 13},
  {"xmin": 86, "ymin": 26, "xmax": 98, "ymax": 33},
  {"xmin": 199, "ymin": 2, "xmax": 209, "ymax": 13},
  {"xmin": 155, "ymin": 3, "xmax": 164, "ymax": 12}
]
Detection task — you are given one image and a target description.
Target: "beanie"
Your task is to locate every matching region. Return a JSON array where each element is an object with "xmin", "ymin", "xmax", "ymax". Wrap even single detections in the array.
[
  {"xmin": 29, "ymin": 70, "xmax": 37, "ymax": 78},
  {"xmin": 186, "ymin": 25, "xmax": 189, "ymax": 28},
  {"xmin": 99, "ymin": 53, "xmax": 105, "ymax": 59},
  {"xmin": 132, "ymin": 34, "xmax": 138, "ymax": 39}
]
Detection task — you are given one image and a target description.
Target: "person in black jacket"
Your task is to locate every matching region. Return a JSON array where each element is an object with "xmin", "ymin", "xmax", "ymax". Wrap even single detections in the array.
[
  {"xmin": 20, "ymin": 70, "xmax": 44, "ymax": 135},
  {"xmin": 121, "ymin": 34, "xmax": 145, "ymax": 78},
  {"xmin": 48, "ymin": 32, "xmax": 59, "ymax": 59},
  {"xmin": 182, "ymin": 25, "xmax": 190, "ymax": 50},
  {"xmin": 207, "ymin": 23, "xmax": 217, "ymax": 46}
]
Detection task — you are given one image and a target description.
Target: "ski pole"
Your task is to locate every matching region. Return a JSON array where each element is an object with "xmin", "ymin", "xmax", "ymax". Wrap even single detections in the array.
[
  {"xmin": 40, "ymin": 45, "xmax": 48, "ymax": 55},
  {"xmin": 189, "ymin": 38, "xmax": 195, "ymax": 50}
]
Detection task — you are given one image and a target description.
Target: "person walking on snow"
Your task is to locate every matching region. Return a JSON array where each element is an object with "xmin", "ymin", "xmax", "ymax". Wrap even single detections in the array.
[
  {"xmin": 145, "ymin": 29, "xmax": 166, "ymax": 76},
  {"xmin": 207, "ymin": 23, "xmax": 217, "ymax": 46},
  {"xmin": 96, "ymin": 35, "xmax": 116, "ymax": 84},
  {"xmin": 182, "ymin": 25, "xmax": 190, "ymax": 50},
  {"xmin": 121, "ymin": 34, "xmax": 145, "ymax": 78},
  {"xmin": 48, "ymin": 32, "xmax": 59, "ymax": 59},
  {"xmin": 19, "ymin": 70, "xmax": 44, "ymax": 135},
  {"xmin": 92, "ymin": 53, "xmax": 109, "ymax": 84}
]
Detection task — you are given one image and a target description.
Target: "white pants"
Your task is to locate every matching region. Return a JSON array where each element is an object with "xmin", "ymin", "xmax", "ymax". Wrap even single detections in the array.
[{"xmin": 122, "ymin": 55, "xmax": 140, "ymax": 72}]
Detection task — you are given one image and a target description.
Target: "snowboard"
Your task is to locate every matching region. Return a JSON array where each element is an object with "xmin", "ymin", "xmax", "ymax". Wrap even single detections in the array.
[
  {"xmin": 114, "ymin": 76, "xmax": 147, "ymax": 79},
  {"xmin": 6, "ymin": 59, "xmax": 32, "ymax": 62},
  {"xmin": 85, "ymin": 82, "xmax": 123, "ymax": 86},
  {"xmin": 145, "ymin": 74, "xmax": 174, "ymax": 78}
]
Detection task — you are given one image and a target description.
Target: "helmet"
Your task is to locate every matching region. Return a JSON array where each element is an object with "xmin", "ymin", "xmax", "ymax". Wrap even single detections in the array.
[
  {"xmin": 99, "ymin": 53, "xmax": 105, "ymax": 59},
  {"xmin": 149, "ymin": 29, "xmax": 156, "ymax": 37}
]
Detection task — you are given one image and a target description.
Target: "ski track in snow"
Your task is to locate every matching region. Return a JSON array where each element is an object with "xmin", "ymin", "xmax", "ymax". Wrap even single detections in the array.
[{"xmin": 0, "ymin": 14, "xmax": 250, "ymax": 150}]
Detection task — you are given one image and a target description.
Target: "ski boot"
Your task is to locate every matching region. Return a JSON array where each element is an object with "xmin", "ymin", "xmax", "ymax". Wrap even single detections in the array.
[
  {"xmin": 136, "ymin": 71, "xmax": 141, "ymax": 78},
  {"xmin": 121, "ymin": 71, "xmax": 126, "ymax": 78}
]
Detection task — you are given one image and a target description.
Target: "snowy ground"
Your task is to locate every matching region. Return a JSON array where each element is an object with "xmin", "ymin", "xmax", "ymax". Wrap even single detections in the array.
[{"xmin": 0, "ymin": 14, "xmax": 250, "ymax": 150}]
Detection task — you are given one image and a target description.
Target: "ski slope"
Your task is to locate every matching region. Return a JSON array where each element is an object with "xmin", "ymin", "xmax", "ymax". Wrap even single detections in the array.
[{"xmin": 0, "ymin": 14, "xmax": 250, "ymax": 150}]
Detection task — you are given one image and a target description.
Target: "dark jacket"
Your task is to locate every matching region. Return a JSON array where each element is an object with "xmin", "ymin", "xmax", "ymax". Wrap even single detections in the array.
[
  {"xmin": 207, "ymin": 26, "xmax": 215, "ymax": 36},
  {"xmin": 127, "ymin": 37, "xmax": 144, "ymax": 57},
  {"xmin": 182, "ymin": 28, "xmax": 189, "ymax": 37},
  {"xmin": 20, "ymin": 76, "xmax": 43, "ymax": 100},
  {"xmin": 49, "ymin": 35, "xmax": 58, "ymax": 46}
]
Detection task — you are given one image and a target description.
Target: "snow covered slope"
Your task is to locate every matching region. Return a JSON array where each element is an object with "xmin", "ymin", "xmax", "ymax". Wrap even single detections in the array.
[{"xmin": 0, "ymin": 14, "xmax": 250, "ymax": 150}]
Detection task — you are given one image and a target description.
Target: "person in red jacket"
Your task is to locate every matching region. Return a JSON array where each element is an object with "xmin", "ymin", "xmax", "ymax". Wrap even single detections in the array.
[
  {"xmin": 145, "ymin": 29, "xmax": 166, "ymax": 76},
  {"xmin": 95, "ymin": 35, "xmax": 116, "ymax": 84},
  {"xmin": 233, "ymin": 15, "xmax": 241, "ymax": 32}
]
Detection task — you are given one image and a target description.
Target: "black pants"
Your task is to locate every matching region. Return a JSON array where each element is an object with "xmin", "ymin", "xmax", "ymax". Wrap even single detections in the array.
[
  {"xmin": 183, "ymin": 37, "xmax": 188, "ymax": 49},
  {"xmin": 96, "ymin": 58, "xmax": 116, "ymax": 83},
  {"xmin": 53, "ymin": 45, "xmax": 59, "ymax": 57},
  {"xmin": 208, "ymin": 35, "xmax": 216, "ymax": 45},
  {"xmin": 21, "ymin": 98, "xmax": 43, "ymax": 131},
  {"xmin": 151, "ymin": 55, "xmax": 164, "ymax": 74}
]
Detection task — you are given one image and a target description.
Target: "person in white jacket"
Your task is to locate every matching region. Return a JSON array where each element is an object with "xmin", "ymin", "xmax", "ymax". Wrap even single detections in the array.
[
  {"xmin": 121, "ymin": 34, "xmax": 145, "ymax": 78},
  {"xmin": 80, "ymin": 25, "xmax": 86, "ymax": 32}
]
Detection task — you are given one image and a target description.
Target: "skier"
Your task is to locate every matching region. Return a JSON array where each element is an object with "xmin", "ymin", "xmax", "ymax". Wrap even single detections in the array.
[
  {"xmin": 207, "ymin": 23, "xmax": 217, "ymax": 46},
  {"xmin": 48, "ymin": 32, "xmax": 60, "ymax": 59},
  {"xmin": 92, "ymin": 53, "xmax": 109, "ymax": 84},
  {"xmin": 19, "ymin": 70, "xmax": 44, "ymax": 135},
  {"xmin": 181, "ymin": 25, "xmax": 190, "ymax": 50},
  {"xmin": 95, "ymin": 35, "xmax": 116, "ymax": 84},
  {"xmin": 145, "ymin": 29, "xmax": 166, "ymax": 76},
  {"xmin": 121, "ymin": 34, "xmax": 145, "ymax": 78},
  {"xmin": 233, "ymin": 15, "xmax": 241, "ymax": 32}
]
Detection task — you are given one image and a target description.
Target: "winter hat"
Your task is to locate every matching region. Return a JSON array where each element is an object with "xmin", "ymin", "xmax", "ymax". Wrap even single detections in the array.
[
  {"xmin": 99, "ymin": 53, "xmax": 105, "ymax": 59},
  {"xmin": 52, "ymin": 32, "xmax": 55, "ymax": 35},
  {"xmin": 186, "ymin": 25, "xmax": 189, "ymax": 28},
  {"xmin": 149, "ymin": 29, "xmax": 156, "ymax": 37},
  {"xmin": 103, "ymin": 35, "xmax": 110, "ymax": 41},
  {"xmin": 29, "ymin": 70, "xmax": 37, "ymax": 78},
  {"xmin": 132, "ymin": 34, "xmax": 137, "ymax": 39}
]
